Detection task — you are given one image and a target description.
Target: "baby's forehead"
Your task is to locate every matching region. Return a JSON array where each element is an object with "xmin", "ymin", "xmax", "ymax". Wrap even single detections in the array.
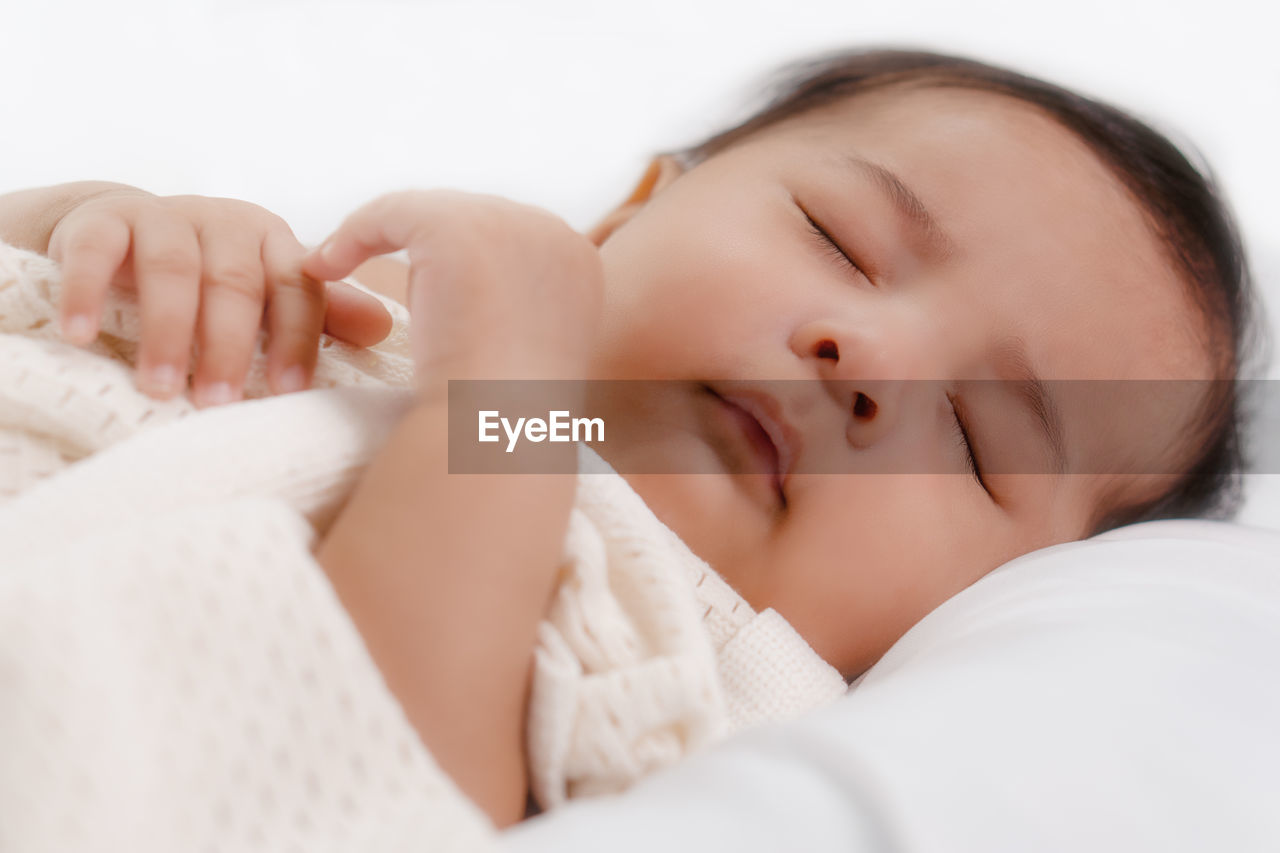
[
  {"xmin": 735, "ymin": 87, "xmax": 1131, "ymax": 235},
  {"xmin": 753, "ymin": 86, "xmax": 1163, "ymax": 236},
  {"xmin": 755, "ymin": 83, "xmax": 1081, "ymax": 152}
]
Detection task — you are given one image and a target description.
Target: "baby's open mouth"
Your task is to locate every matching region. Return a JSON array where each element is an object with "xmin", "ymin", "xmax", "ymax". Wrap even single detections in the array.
[{"xmin": 706, "ymin": 385, "xmax": 791, "ymax": 507}]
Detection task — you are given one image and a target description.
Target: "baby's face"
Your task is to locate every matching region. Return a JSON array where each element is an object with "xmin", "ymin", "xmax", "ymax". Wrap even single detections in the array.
[{"xmin": 584, "ymin": 86, "xmax": 1212, "ymax": 676}]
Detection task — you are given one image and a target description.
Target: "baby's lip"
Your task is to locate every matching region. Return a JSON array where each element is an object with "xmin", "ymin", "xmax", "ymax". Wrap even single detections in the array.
[{"xmin": 710, "ymin": 385, "xmax": 801, "ymax": 497}]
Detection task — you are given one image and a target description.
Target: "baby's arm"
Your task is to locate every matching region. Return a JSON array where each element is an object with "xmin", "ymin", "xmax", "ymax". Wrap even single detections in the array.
[
  {"xmin": 304, "ymin": 191, "xmax": 603, "ymax": 828},
  {"xmin": 319, "ymin": 393, "xmax": 573, "ymax": 827}
]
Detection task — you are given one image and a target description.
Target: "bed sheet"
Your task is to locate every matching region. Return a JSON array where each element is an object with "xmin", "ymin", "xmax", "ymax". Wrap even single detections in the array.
[{"xmin": 503, "ymin": 520, "xmax": 1280, "ymax": 852}]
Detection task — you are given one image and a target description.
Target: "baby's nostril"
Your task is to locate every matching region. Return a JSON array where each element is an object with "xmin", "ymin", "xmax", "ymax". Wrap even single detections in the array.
[
  {"xmin": 853, "ymin": 392, "xmax": 877, "ymax": 419},
  {"xmin": 815, "ymin": 339, "xmax": 839, "ymax": 360}
]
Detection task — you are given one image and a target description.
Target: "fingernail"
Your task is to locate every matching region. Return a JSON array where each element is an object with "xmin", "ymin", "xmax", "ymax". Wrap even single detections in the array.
[
  {"xmin": 62, "ymin": 314, "xmax": 94, "ymax": 344},
  {"xmin": 279, "ymin": 366, "xmax": 307, "ymax": 394},
  {"xmin": 318, "ymin": 239, "xmax": 338, "ymax": 263},
  {"xmin": 197, "ymin": 382, "xmax": 236, "ymax": 408},
  {"xmin": 145, "ymin": 364, "xmax": 180, "ymax": 395}
]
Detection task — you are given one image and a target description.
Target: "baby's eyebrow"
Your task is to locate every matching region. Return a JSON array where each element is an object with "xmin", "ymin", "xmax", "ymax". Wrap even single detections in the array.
[{"xmin": 837, "ymin": 155, "xmax": 958, "ymax": 264}]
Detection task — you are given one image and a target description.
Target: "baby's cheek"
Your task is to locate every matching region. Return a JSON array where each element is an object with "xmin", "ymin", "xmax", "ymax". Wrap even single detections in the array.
[
  {"xmin": 594, "ymin": 286, "xmax": 731, "ymax": 379},
  {"xmin": 594, "ymin": 221, "xmax": 782, "ymax": 379}
]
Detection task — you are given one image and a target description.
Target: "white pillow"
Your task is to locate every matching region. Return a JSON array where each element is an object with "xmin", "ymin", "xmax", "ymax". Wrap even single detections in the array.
[{"xmin": 504, "ymin": 519, "xmax": 1280, "ymax": 852}]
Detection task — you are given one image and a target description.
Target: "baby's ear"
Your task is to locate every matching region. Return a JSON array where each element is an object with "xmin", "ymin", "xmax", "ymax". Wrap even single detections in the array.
[{"xmin": 586, "ymin": 155, "xmax": 685, "ymax": 245}]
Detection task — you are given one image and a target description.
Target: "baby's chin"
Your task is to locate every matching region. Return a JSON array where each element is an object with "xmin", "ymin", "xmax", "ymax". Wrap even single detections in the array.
[{"xmin": 582, "ymin": 380, "xmax": 780, "ymax": 567}]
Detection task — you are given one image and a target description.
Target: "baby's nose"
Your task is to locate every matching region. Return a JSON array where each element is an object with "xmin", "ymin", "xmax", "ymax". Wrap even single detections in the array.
[
  {"xmin": 790, "ymin": 318, "xmax": 922, "ymax": 449},
  {"xmin": 789, "ymin": 315, "xmax": 933, "ymax": 381},
  {"xmin": 837, "ymin": 376, "xmax": 904, "ymax": 450}
]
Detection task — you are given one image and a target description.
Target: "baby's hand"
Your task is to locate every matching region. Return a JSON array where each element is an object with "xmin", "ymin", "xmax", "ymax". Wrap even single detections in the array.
[
  {"xmin": 49, "ymin": 188, "xmax": 394, "ymax": 406},
  {"xmin": 301, "ymin": 190, "xmax": 603, "ymax": 395}
]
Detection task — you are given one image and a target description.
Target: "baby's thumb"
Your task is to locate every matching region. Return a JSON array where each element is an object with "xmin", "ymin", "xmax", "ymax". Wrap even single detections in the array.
[
  {"xmin": 301, "ymin": 234, "xmax": 374, "ymax": 283},
  {"xmin": 323, "ymin": 280, "xmax": 394, "ymax": 347},
  {"xmin": 302, "ymin": 193, "xmax": 424, "ymax": 282}
]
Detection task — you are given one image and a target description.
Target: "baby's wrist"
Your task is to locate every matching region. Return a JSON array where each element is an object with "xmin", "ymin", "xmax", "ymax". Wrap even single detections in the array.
[
  {"xmin": 413, "ymin": 331, "xmax": 591, "ymax": 381},
  {"xmin": 413, "ymin": 348, "xmax": 589, "ymax": 402}
]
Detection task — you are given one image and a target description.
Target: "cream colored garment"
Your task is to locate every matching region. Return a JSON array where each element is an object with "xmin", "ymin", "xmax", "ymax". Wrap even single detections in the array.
[{"xmin": 0, "ymin": 242, "xmax": 846, "ymax": 850}]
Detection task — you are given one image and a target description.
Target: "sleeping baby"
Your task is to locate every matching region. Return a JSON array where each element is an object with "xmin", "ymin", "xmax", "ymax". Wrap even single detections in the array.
[{"xmin": 0, "ymin": 47, "xmax": 1255, "ymax": 851}]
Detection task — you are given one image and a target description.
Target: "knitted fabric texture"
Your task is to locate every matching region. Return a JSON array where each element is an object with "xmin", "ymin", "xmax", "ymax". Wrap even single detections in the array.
[{"xmin": 0, "ymin": 242, "xmax": 846, "ymax": 849}]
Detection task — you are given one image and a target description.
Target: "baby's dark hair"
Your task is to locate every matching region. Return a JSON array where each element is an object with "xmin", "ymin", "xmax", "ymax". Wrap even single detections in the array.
[{"xmin": 662, "ymin": 47, "xmax": 1261, "ymax": 535}]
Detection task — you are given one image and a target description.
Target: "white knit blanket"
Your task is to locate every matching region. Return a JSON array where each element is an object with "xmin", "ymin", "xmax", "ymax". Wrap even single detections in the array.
[{"xmin": 0, "ymin": 242, "xmax": 846, "ymax": 851}]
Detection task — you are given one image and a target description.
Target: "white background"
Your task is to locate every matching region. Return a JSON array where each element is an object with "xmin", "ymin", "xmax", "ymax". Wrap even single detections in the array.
[{"xmin": 3, "ymin": 0, "xmax": 1277, "ymax": 525}]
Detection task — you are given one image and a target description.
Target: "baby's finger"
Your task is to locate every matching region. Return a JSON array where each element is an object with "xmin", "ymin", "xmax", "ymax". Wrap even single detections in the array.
[
  {"xmin": 323, "ymin": 280, "xmax": 394, "ymax": 347},
  {"xmin": 131, "ymin": 209, "xmax": 202, "ymax": 398},
  {"xmin": 189, "ymin": 222, "xmax": 268, "ymax": 408},
  {"xmin": 48, "ymin": 213, "xmax": 131, "ymax": 345},
  {"xmin": 262, "ymin": 228, "xmax": 325, "ymax": 395},
  {"xmin": 300, "ymin": 191, "xmax": 437, "ymax": 282}
]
